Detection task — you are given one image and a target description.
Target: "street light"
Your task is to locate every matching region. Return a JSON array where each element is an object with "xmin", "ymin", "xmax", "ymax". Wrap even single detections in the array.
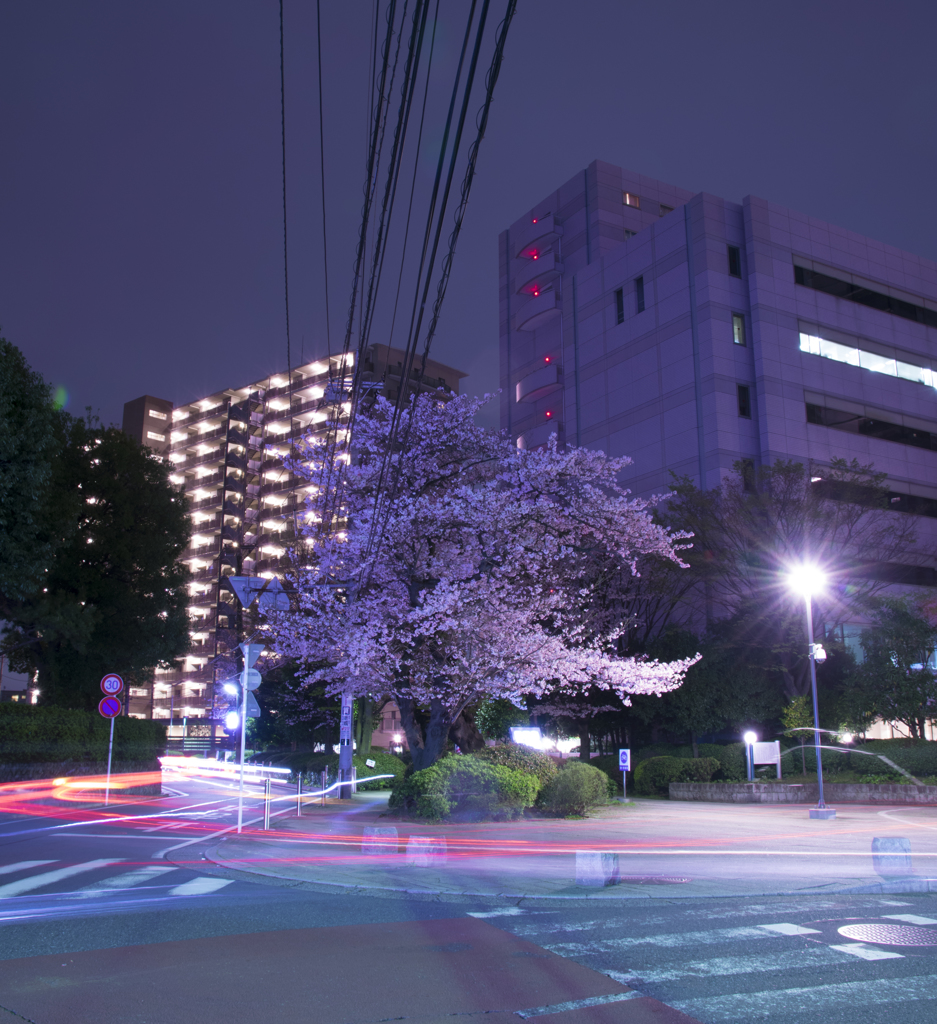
[
  {"xmin": 743, "ymin": 731, "xmax": 758, "ymax": 782},
  {"xmin": 786, "ymin": 562, "xmax": 835, "ymax": 819}
]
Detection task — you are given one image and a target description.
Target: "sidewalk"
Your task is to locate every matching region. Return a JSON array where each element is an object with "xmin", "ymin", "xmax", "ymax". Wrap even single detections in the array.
[{"xmin": 197, "ymin": 791, "xmax": 937, "ymax": 900}]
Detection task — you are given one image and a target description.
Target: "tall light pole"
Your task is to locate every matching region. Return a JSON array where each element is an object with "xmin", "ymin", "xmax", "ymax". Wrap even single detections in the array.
[{"xmin": 786, "ymin": 564, "xmax": 835, "ymax": 820}]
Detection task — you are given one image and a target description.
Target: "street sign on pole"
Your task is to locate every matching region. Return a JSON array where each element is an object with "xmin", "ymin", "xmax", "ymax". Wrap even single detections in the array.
[
  {"xmin": 339, "ymin": 693, "xmax": 353, "ymax": 799},
  {"xmin": 228, "ymin": 576, "xmax": 290, "ymax": 611},
  {"xmin": 239, "ymin": 642, "xmax": 264, "ymax": 669},
  {"xmin": 619, "ymin": 749, "xmax": 631, "ymax": 800},
  {"xmin": 244, "ymin": 691, "xmax": 261, "ymax": 718},
  {"xmin": 98, "ymin": 696, "xmax": 121, "ymax": 806},
  {"xmin": 236, "ymin": 643, "xmax": 264, "ymax": 835},
  {"xmin": 242, "ymin": 668, "xmax": 262, "ymax": 691},
  {"xmin": 100, "ymin": 674, "xmax": 123, "ymax": 695}
]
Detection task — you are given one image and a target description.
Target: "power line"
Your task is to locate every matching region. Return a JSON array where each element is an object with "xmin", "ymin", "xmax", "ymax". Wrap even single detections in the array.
[{"xmin": 315, "ymin": 0, "xmax": 332, "ymax": 362}]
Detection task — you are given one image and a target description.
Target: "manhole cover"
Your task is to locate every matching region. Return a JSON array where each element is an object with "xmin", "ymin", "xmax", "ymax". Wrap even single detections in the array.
[{"xmin": 837, "ymin": 923, "xmax": 937, "ymax": 946}]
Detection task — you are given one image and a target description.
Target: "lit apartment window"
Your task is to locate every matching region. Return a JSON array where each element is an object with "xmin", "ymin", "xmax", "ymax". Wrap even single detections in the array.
[
  {"xmin": 623, "ymin": 192, "xmax": 641, "ymax": 209},
  {"xmin": 728, "ymin": 245, "xmax": 742, "ymax": 278},
  {"xmin": 660, "ymin": 205, "xmax": 674, "ymax": 217},
  {"xmin": 635, "ymin": 276, "xmax": 645, "ymax": 314},
  {"xmin": 732, "ymin": 313, "xmax": 746, "ymax": 346},
  {"xmin": 615, "ymin": 288, "xmax": 625, "ymax": 324},
  {"xmin": 148, "ymin": 409, "xmax": 168, "ymax": 421},
  {"xmin": 147, "ymin": 431, "xmax": 166, "ymax": 442},
  {"xmin": 737, "ymin": 385, "xmax": 752, "ymax": 419}
]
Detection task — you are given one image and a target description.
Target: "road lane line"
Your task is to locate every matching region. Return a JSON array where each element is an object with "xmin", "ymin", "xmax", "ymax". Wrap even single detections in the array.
[
  {"xmin": 169, "ymin": 877, "xmax": 234, "ymax": 896},
  {"xmin": 883, "ymin": 913, "xmax": 937, "ymax": 924},
  {"xmin": 0, "ymin": 859, "xmax": 122, "ymax": 898},
  {"xmin": 0, "ymin": 860, "xmax": 56, "ymax": 876},
  {"xmin": 758, "ymin": 923, "xmax": 822, "ymax": 935},
  {"xmin": 545, "ymin": 926, "xmax": 784, "ymax": 953},
  {"xmin": 516, "ymin": 991, "xmax": 643, "ymax": 1018}
]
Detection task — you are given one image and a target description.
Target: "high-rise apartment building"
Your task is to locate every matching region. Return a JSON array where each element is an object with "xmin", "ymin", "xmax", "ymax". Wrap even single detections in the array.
[
  {"xmin": 123, "ymin": 345, "xmax": 465, "ymax": 737},
  {"xmin": 500, "ymin": 160, "xmax": 937, "ymax": 586}
]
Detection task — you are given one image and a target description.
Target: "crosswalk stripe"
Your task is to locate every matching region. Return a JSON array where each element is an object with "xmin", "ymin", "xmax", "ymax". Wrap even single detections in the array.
[
  {"xmin": 671, "ymin": 973, "xmax": 937, "ymax": 1021},
  {"xmin": 758, "ymin": 923, "xmax": 821, "ymax": 936},
  {"xmin": 0, "ymin": 860, "xmax": 122, "ymax": 899},
  {"xmin": 603, "ymin": 945, "xmax": 856, "ymax": 986},
  {"xmin": 0, "ymin": 861, "xmax": 56, "ymax": 877},
  {"xmin": 545, "ymin": 925, "xmax": 781, "ymax": 954},
  {"xmin": 75, "ymin": 866, "xmax": 179, "ymax": 895},
  {"xmin": 168, "ymin": 877, "xmax": 233, "ymax": 896},
  {"xmin": 829, "ymin": 942, "xmax": 904, "ymax": 961},
  {"xmin": 883, "ymin": 914, "xmax": 937, "ymax": 925}
]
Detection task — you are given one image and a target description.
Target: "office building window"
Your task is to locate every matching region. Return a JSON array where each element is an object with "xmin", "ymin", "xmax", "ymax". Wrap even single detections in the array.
[
  {"xmin": 636, "ymin": 276, "xmax": 645, "ymax": 313},
  {"xmin": 147, "ymin": 431, "xmax": 166, "ymax": 442},
  {"xmin": 660, "ymin": 205, "xmax": 674, "ymax": 217},
  {"xmin": 614, "ymin": 288, "xmax": 624, "ymax": 324},
  {"xmin": 795, "ymin": 265, "xmax": 937, "ymax": 329},
  {"xmin": 728, "ymin": 245, "xmax": 742, "ymax": 278},
  {"xmin": 623, "ymin": 192, "xmax": 641, "ymax": 209},
  {"xmin": 737, "ymin": 385, "xmax": 752, "ymax": 419},
  {"xmin": 148, "ymin": 409, "xmax": 168, "ymax": 421},
  {"xmin": 732, "ymin": 313, "xmax": 746, "ymax": 345}
]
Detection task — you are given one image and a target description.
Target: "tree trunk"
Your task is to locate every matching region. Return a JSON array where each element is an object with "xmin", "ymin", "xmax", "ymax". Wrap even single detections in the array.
[
  {"xmin": 354, "ymin": 695, "xmax": 374, "ymax": 758},
  {"xmin": 396, "ymin": 695, "xmax": 454, "ymax": 772},
  {"xmin": 578, "ymin": 720, "xmax": 590, "ymax": 762}
]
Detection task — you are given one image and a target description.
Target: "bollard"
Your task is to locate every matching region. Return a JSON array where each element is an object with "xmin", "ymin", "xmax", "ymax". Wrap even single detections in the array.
[
  {"xmin": 362, "ymin": 826, "xmax": 398, "ymax": 855},
  {"xmin": 872, "ymin": 837, "xmax": 912, "ymax": 877},
  {"xmin": 263, "ymin": 778, "xmax": 272, "ymax": 830},
  {"xmin": 321, "ymin": 770, "xmax": 327, "ymax": 806},
  {"xmin": 405, "ymin": 836, "xmax": 447, "ymax": 866},
  {"xmin": 351, "ymin": 766, "xmax": 357, "ymax": 795},
  {"xmin": 576, "ymin": 851, "xmax": 620, "ymax": 887},
  {"xmin": 296, "ymin": 776, "xmax": 303, "ymax": 817}
]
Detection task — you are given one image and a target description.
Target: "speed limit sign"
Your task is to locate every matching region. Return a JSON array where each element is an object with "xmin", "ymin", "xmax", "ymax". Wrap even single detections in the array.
[{"xmin": 100, "ymin": 674, "xmax": 123, "ymax": 695}]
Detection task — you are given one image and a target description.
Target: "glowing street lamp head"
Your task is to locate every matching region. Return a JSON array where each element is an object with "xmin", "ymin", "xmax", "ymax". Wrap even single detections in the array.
[
  {"xmin": 786, "ymin": 563, "xmax": 827, "ymax": 599},
  {"xmin": 743, "ymin": 730, "xmax": 758, "ymax": 746},
  {"xmin": 225, "ymin": 711, "xmax": 240, "ymax": 730}
]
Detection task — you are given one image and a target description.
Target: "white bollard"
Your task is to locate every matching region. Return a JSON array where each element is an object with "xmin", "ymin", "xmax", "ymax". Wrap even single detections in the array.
[
  {"xmin": 576, "ymin": 851, "xmax": 620, "ymax": 887},
  {"xmin": 362, "ymin": 826, "xmax": 398, "ymax": 856},
  {"xmin": 405, "ymin": 835, "xmax": 447, "ymax": 866}
]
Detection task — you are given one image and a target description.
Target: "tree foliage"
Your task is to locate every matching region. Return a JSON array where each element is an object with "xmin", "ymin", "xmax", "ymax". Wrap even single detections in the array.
[
  {"xmin": 0, "ymin": 336, "xmax": 61, "ymax": 600},
  {"xmin": 269, "ymin": 394, "xmax": 699, "ymax": 770},
  {"xmin": 841, "ymin": 596, "xmax": 937, "ymax": 740},
  {"xmin": 2, "ymin": 415, "xmax": 191, "ymax": 709}
]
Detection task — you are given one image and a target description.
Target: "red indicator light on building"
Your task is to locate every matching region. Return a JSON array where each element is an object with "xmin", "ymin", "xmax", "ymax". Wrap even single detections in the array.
[
  {"xmin": 532, "ymin": 218, "xmax": 538, "ymax": 224},
  {"xmin": 545, "ymin": 411, "xmax": 552, "ymax": 418},
  {"xmin": 544, "ymin": 356, "xmax": 551, "ymax": 363},
  {"xmin": 532, "ymin": 289, "xmax": 540, "ymax": 297}
]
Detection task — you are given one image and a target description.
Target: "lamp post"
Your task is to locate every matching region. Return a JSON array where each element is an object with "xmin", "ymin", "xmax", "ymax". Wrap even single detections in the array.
[
  {"xmin": 743, "ymin": 731, "xmax": 758, "ymax": 782},
  {"xmin": 786, "ymin": 564, "xmax": 836, "ymax": 820}
]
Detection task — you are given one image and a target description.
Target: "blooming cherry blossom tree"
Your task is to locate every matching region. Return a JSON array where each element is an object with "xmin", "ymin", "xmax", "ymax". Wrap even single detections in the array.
[{"xmin": 268, "ymin": 393, "xmax": 699, "ymax": 770}]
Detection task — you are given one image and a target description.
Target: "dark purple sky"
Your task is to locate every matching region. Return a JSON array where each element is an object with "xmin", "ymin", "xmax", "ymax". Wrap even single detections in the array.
[{"xmin": 2, "ymin": 1, "xmax": 935, "ymax": 429}]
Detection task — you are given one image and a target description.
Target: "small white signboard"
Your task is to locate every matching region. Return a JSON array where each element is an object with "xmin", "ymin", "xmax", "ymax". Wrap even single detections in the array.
[{"xmin": 618, "ymin": 749, "xmax": 631, "ymax": 772}]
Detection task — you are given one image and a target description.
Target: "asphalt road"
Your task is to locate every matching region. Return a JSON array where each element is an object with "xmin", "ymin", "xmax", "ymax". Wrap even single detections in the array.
[{"xmin": 0, "ymin": 773, "xmax": 935, "ymax": 1023}]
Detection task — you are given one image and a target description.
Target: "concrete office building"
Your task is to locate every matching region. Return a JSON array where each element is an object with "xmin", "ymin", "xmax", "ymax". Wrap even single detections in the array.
[
  {"xmin": 500, "ymin": 160, "xmax": 937, "ymax": 588},
  {"xmin": 123, "ymin": 346, "xmax": 465, "ymax": 741}
]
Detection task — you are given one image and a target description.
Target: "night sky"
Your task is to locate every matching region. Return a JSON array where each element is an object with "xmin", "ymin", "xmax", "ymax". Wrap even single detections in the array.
[{"xmin": 2, "ymin": 1, "xmax": 935, "ymax": 431}]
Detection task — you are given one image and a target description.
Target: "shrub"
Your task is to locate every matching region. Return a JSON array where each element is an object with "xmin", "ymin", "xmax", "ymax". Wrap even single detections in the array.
[
  {"xmin": 472, "ymin": 744, "xmax": 559, "ymax": 789},
  {"xmin": 389, "ymin": 755, "xmax": 538, "ymax": 820},
  {"xmin": 586, "ymin": 754, "xmax": 627, "ymax": 795},
  {"xmin": 283, "ymin": 748, "xmax": 406, "ymax": 791},
  {"xmin": 697, "ymin": 743, "xmax": 747, "ymax": 782},
  {"xmin": 0, "ymin": 704, "xmax": 165, "ymax": 765},
  {"xmin": 634, "ymin": 756, "xmax": 720, "ymax": 795},
  {"xmin": 537, "ymin": 760, "xmax": 610, "ymax": 816}
]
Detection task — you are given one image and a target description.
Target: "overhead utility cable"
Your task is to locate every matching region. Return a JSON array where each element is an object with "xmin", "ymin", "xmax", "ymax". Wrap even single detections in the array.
[{"xmin": 316, "ymin": 0, "xmax": 332, "ymax": 364}]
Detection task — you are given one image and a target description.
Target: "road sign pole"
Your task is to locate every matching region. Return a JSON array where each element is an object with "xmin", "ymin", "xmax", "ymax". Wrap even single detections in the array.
[
  {"xmin": 105, "ymin": 716, "xmax": 115, "ymax": 806},
  {"xmin": 237, "ymin": 676, "xmax": 247, "ymax": 834}
]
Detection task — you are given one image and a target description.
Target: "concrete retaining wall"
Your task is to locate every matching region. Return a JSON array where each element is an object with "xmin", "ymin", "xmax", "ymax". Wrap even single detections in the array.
[{"xmin": 669, "ymin": 782, "xmax": 937, "ymax": 804}]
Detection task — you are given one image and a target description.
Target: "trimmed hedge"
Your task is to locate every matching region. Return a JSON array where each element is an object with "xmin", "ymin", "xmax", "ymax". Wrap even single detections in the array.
[
  {"xmin": 389, "ymin": 754, "xmax": 538, "ymax": 820},
  {"xmin": 537, "ymin": 760, "xmax": 611, "ymax": 816},
  {"xmin": 282, "ymin": 748, "xmax": 406, "ymax": 791},
  {"xmin": 634, "ymin": 756, "xmax": 720, "ymax": 796},
  {"xmin": 784, "ymin": 739, "xmax": 937, "ymax": 780},
  {"xmin": 0, "ymin": 704, "xmax": 165, "ymax": 764},
  {"xmin": 471, "ymin": 744, "xmax": 559, "ymax": 788}
]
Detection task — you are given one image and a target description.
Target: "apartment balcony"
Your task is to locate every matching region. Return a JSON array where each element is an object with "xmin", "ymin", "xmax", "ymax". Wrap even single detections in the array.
[
  {"xmin": 512, "ymin": 290, "xmax": 562, "ymax": 332},
  {"xmin": 513, "ymin": 213, "xmax": 563, "ymax": 259},
  {"xmin": 172, "ymin": 449, "xmax": 226, "ymax": 472},
  {"xmin": 173, "ymin": 402, "xmax": 230, "ymax": 430},
  {"xmin": 515, "ymin": 363, "xmax": 563, "ymax": 403},
  {"xmin": 514, "ymin": 252, "xmax": 564, "ymax": 295},
  {"xmin": 169, "ymin": 423, "xmax": 229, "ymax": 454}
]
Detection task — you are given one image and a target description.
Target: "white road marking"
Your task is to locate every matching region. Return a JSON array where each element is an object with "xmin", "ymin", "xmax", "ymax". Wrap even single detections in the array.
[
  {"xmin": 467, "ymin": 908, "xmax": 526, "ymax": 918},
  {"xmin": 0, "ymin": 860, "xmax": 122, "ymax": 899},
  {"xmin": 169, "ymin": 877, "xmax": 234, "ymax": 896},
  {"xmin": 672, "ymin": 975, "xmax": 937, "ymax": 1021},
  {"xmin": 603, "ymin": 946, "xmax": 856, "ymax": 986},
  {"xmin": 516, "ymin": 991, "xmax": 642, "ymax": 1018},
  {"xmin": 758, "ymin": 923, "xmax": 822, "ymax": 936},
  {"xmin": 829, "ymin": 942, "xmax": 904, "ymax": 961},
  {"xmin": 878, "ymin": 900, "xmax": 911, "ymax": 906},
  {"xmin": 545, "ymin": 926, "xmax": 787, "ymax": 953},
  {"xmin": 0, "ymin": 861, "xmax": 56, "ymax": 876},
  {"xmin": 75, "ymin": 866, "xmax": 179, "ymax": 895},
  {"xmin": 883, "ymin": 914, "xmax": 937, "ymax": 925}
]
